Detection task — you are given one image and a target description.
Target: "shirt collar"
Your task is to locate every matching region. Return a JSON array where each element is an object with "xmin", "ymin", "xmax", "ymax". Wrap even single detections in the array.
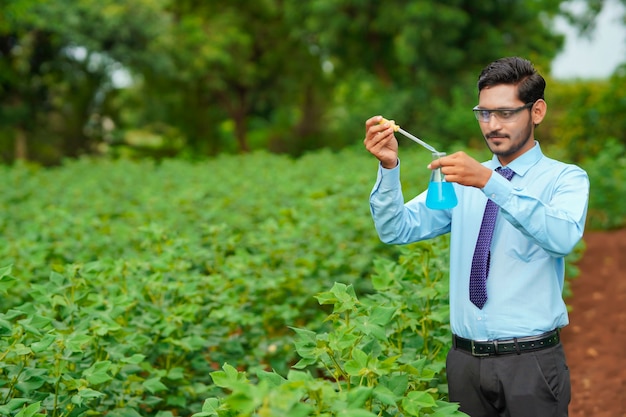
[{"xmin": 488, "ymin": 141, "xmax": 543, "ymax": 177}]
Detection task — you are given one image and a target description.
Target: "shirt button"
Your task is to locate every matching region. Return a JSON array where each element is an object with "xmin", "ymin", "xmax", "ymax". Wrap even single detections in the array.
[
  {"xmin": 477, "ymin": 317, "xmax": 482, "ymax": 321},
  {"xmin": 491, "ymin": 194, "xmax": 496, "ymax": 198}
]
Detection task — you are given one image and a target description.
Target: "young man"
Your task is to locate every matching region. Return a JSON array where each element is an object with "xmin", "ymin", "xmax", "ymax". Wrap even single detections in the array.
[{"xmin": 363, "ymin": 57, "xmax": 589, "ymax": 417}]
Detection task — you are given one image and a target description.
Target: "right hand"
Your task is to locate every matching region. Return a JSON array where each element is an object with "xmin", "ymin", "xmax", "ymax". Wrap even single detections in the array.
[{"xmin": 364, "ymin": 115, "xmax": 398, "ymax": 169}]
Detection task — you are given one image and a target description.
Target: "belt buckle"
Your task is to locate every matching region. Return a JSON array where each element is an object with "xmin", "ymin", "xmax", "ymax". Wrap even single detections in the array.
[{"xmin": 471, "ymin": 340, "xmax": 491, "ymax": 357}]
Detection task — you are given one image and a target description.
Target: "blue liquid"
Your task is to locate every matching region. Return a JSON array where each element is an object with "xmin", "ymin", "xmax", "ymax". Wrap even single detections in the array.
[{"xmin": 426, "ymin": 181, "xmax": 458, "ymax": 209}]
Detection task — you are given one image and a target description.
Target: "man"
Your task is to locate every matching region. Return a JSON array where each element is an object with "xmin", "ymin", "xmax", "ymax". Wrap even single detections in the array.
[{"xmin": 363, "ymin": 57, "xmax": 589, "ymax": 417}]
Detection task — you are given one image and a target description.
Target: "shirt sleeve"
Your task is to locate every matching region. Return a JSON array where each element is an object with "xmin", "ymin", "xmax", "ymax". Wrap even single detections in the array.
[
  {"xmin": 483, "ymin": 165, "xmax": 589, "ymax": 257},
  {"xmin": 369, "ymin": 160, "xmax": 451, "ymax": 244}
]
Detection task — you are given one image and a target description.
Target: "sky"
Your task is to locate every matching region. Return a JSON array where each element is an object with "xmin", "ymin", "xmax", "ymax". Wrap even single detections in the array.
[{"xmin": 552, "ymin": 0, "xmax": 626, "ymax": 79}]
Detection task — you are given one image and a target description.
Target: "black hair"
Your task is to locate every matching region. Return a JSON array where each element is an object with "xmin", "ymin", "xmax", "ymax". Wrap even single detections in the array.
[{"xmin": 477, "ymin": 57, "xmax": 546, "ymax": 104}]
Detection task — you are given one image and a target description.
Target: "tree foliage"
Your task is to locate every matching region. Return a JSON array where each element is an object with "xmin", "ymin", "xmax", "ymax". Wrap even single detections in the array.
[{"xmin": 0, "ymin": 0, "xmax": 624, "ymax": 163}]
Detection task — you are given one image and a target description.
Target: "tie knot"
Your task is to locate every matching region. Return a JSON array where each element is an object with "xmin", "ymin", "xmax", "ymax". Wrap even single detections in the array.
[{"xmin": 496, "ymin": 166, "xmax": 515, "ymax": 181}]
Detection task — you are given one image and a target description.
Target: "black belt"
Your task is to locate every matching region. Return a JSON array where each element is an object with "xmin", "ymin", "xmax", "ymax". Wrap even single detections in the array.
[{"xmin": 453, "ymin": 330, "xmax": 560, "ymax": 357}]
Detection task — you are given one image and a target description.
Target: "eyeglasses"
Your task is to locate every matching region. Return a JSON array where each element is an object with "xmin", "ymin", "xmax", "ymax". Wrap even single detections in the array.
[{"xmin": 472, "ymin": 102, "xmax": 535, "ymax": 123}]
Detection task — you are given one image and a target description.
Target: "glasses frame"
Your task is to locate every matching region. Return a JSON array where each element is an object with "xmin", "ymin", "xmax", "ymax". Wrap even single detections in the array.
[{"xmin": 472, "ymin": 101, "xmax": 535, "ymax": 123}]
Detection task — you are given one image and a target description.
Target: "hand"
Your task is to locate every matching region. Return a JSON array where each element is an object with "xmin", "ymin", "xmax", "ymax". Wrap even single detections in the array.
[
  {"xmin": 428, "ymin": 151, "xmax": 493, "ymax": 189},
  {"xmin": 363, "ymin": 115, "xmax": 398, "ymax": 169}
]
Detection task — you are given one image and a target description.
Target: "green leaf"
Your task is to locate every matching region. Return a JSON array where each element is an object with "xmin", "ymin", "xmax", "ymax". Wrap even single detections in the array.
[
  {"xmin": 143, "ymin": 377, "xmax": 168, "ymax": 393},
  {"xmin": 354, "ymin": 316, "xmax": 387, "ymax": 340},
  {"xmin": 31, "ymin": 334, "xmax": 56, "ymax": 353},
  {"xmin": 65, "ymin": 333, "xmax": 93, "ymax": 352},
  {"xmin": 344, "ymin": 348, "xmax": 369, "ymax": 376},
  {"xmin": 315, "ymin": 282, "xmax": 359, "ymax": 313},
  {"xmin": 83, "ymin": 361, "xmax": 113, "ymax": 385},
  {"xmin": 430, "ymin": 400, "xmax": 469, "ymax": 417},
  {"xmin": 211, "ymin": 363, "xmax": 250, "ymax": 391},
  {"xmin": 17, "ymin": 314, "xmax": 52, "ymax": 335},
  {"xmin": 15, "ymin": 368, "xmax": 47, "ymax": 392},
  {"xmin": 201, "ymin": 398, "xmax": 221, "ymax": 414},
  {"xmin": 256, "ymin": 369, "xmax": 286, "ymax": 387},
  {"xmin": 167, "ymin": 367, "xmax": 185, "ymax": 380},
  {"xmin": 369, "ymin": 305, "xmax": 396, "ymax": 326},
  {"xmin": 402, "ymin": 391, "xmax": 437, "ymax": 415},
  {"xmin": 70, "ymin": 389, "xmax": 106, "ymax": 407},
  {"xmin": 347, "ymin": 386, "xmax": 373, "ymax": 408},
  {"xmin": 0, "ymin": 265, "xmax": 17, "ymax": 293},
  {"xmin": 372, "ymin": 385, "xmax": 398, "ymax": 406},
  {"xmin": 337, "ymin": 409, "xmax": 378, "ymax": 417},
  {"xmin": 0, "ymin": 399, "xmax": 30, "ymax": 414},
  {"xmin": 15, "ymin": 402, "xmax": 43, "ymax": 417},
  {"xmin": 14, "ymin": 344, "xmax": 32, "ymax": 356},
  {"xmin": 122, "ymin": 354, "xmax": 146, "ymax": 364}
]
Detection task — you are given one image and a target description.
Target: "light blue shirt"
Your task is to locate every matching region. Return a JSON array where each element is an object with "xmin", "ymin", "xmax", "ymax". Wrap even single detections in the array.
[{"xmin": 369, "ymin": 142, "xmax": 589, "ymax": 340}]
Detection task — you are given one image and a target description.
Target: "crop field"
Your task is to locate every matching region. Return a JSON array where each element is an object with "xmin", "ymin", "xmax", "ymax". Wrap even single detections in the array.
[{"xmin": 0, "ymin": 147, "xmax": 596, "ymax": 416}]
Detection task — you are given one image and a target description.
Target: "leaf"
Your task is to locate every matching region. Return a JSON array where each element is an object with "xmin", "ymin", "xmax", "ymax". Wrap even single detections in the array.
[
  {"xmin": 337, "ymin": 409, "xmax": 378, "ymax": 417},
  {"xmin": 122, "ymin": 353, "xmax": 146, "ymax": 364},
  {"xmin": 256, "ymin": 369, "xmax": 286, "ymax": 387},
  {"xmin": 201, "ymin": 398, "xmax": 221, "ymax": 414},
  {"xmin": 15, "ymin": 368, "xmax": 47, "ymax": 392},
  {"xmin": 0, "ymin": 398, "xmax": 30, "ymax": 414},
  {"xmin": 83, "ymin": 361, "xmax": 113, "ymax": 385},
  {"xmin": 70, "ymin": 389, "xmax": 106, "ymax": 407},
  {"xmin": 402, "ymin": 391, "xmax": 437, "ymax": 415},
  {"xmin": 354, "ymin": 316, "xmax": 387, "ymax": 340},
  {"xmin": 210, "ymin": 364, "xmax": 248, "ymax": 390},
  {"xmin": 344, "ymin": 349, "xmax": 369, "ymax": 376},
  {"xmin": 290, "ymin": 327, "xmax": 321, "ymax": 360},
  {"xmin": 14, "ymin": 402, "xmax": 43, "ymax": 417},
  {"xmin": 315, "ymin": 282, "xmax": 358, "ymax": 313},
  {"xmin": 369, "ymin": 305, "xmax": 396, "ymax": 326},
  {"xmin": 372, "ymin": 385, "xmax": 398, "ymax": 406},
  {"xmin": 0, "ymin": 265, "xmax": 17, "ymax": 293},
  {"xmin": 143, "ymin": 377, "xmax": 168, "ymax": 393},
  {"xmin": 31, "ymin": 334, "xmax": 56, "ymax": 353},
  {"xmin": 346, "ymin": 386, "xmax": 373, "ymax": 408},
  {"xmin": 17, "ymin": 314, "xmax": 52, "ymax": 335},
  {"xmin": 167, "ymin": 367, "xmax": 185, "ymax": 380},
  {"xmin": 0, "ymin": 264, "xmax": 13, "ymax": 278},
  {"xmin": 429, "ymin": 400, "xmax": 469, "ymax": 417},
  {"xmin": 14, "ymin": 344, "xmax": 32, "ymax": 356}
]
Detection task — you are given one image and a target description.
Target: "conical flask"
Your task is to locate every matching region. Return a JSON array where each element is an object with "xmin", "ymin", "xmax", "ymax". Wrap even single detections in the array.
[{"xmin": 426, "ymin": 152, "xmax": 458, "ymax": 209}]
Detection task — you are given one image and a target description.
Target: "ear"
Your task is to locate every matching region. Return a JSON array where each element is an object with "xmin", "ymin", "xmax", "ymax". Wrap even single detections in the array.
[{"xmin": 532, "ymin": 99, "xmax": 547, "ymax": 125}]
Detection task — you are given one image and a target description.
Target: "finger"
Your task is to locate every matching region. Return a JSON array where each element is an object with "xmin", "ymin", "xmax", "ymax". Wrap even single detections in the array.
[
  {"xmin": 427, "ymin": 159, "xmax": 441, "ymax": 170},
  {"xmin": 366, "ymin": 126, "xmax": 393, "ymax": 144},
  {"xmin": 365, "ymin": 131, "xmax": 387, "ymax": 149},
  {"xmin": 365, "ymin": 115, "xmax": 384, "ymax": 129},
  {"xmin": 366, "ymin": 131, "xmax": 394, "ymax": 152}
]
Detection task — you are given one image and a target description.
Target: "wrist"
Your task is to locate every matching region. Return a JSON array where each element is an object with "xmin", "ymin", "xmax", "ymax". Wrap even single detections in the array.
[{"xmin": 382, "ymin": 159, "xmax": 398, "ymax": 169}]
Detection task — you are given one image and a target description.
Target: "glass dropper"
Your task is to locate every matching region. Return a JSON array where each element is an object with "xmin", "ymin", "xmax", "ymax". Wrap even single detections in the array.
[{"xmin": 379, "ymin": 117, "xmax": 439, "ymax": 153}]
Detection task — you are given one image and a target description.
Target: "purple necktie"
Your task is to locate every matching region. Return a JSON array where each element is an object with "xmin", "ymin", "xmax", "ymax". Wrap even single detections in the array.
[{"xmin": 469, "ymin": 167, "xmax": 515, "ymax": 309}]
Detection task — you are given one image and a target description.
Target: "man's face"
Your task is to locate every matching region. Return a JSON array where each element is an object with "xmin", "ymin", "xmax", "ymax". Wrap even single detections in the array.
[{"xmin": 476, "ymin": 84, "xmax": 539, "ymax": 165}]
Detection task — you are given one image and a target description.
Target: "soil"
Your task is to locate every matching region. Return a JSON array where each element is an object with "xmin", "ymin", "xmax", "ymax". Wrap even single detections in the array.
[{"xmin": 561, "ymin": 228, "xmax": 626, "ymax": 417}]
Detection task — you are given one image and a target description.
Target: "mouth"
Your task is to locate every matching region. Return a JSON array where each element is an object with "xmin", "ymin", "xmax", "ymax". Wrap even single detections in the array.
[{"xmin": 486, "ymin": 133, "xmax": 509, "ymax": 142}]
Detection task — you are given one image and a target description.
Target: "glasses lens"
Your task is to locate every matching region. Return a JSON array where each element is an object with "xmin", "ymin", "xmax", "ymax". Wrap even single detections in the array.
[
  {"xmin": 473, "ymin": 109, "xmax": 490, "ymax": 122},
  {"xmin": 473, "ymin": 103, "xmax": 533, "ymax": 123}
]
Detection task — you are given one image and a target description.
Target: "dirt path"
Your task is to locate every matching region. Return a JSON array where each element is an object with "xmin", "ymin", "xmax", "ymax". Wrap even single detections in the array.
[{"xmin": 561, "ymin": 228, "xmax": 626, "ymax": 417}]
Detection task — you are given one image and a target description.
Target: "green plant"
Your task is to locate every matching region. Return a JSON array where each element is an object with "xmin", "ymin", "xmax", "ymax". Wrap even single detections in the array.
[
  {"xmin": 0, "ymin": 147, "xmax": 593, "ymax": 416},
  {"xmin": 194, "ymin": 239, "xmax": 468, "ymax": 417}
]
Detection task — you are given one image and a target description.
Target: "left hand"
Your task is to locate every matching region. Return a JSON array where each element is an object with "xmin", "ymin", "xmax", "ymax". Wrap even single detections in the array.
[{"xmin": 428, "ymin": 151, "xmax": 493, "ymax": 189}]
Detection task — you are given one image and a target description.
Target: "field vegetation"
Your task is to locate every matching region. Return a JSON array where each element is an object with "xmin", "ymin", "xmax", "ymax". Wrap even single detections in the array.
[{"xmin": 1, "ymin": 142, "xmax": 622, "ymax": 416}]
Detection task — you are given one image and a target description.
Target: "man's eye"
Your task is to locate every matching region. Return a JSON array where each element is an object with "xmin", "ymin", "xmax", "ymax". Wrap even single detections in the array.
[
  {"xmin": 498, "ymin": 110, "xmax": 515, "ymax": 119},
  {"xmin": 480, "ymin": 111, "xmax": 491, "ymax": 119}
]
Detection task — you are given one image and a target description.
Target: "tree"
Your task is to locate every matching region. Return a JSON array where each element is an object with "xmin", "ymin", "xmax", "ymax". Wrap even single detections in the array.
[{"xmin": 1, "ymin": 0, "xmax": 624, "ymax": 163}]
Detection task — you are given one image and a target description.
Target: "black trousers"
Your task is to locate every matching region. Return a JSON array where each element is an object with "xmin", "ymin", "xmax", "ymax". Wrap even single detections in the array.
[{"xmin": 446, "ymin": 343, "xmax": 571, "ymax": 417}]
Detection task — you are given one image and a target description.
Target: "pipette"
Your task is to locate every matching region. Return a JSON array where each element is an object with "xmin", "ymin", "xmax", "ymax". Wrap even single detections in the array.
[{"xmin": 379, "ymin": 117, "xmax": 438, "ymax": 153}]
